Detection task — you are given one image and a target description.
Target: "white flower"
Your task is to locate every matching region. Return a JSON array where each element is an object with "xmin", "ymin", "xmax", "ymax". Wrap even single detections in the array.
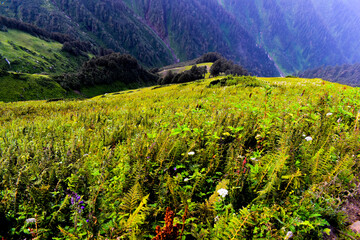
[
  {"xmin": 326, "ymin": 112, "xmax": 333, "ymax": 116},
  {"xmin": 217, "ymin": 188, "xmax": 228, "ymax": 198},
  {"xmin": 26, "ymin": 218, "xmax": 36, "ymax": 223},
  {"xmin": 188, "ymin": 151, "xmax": 195, "ymax": 156},
  {"xmin": 184, "ymin": 178, "xmax": 190, "ymax": 182},
  {"xmin": 214, "ymin": 215, "xmax": 220, "ymax": 222},
  {"xmin": 305, "ymin": 136, "xmax": 313, "ymax": 141},
  {"xmin": 284, "ymin": 231, "xmax": 293, "ymax": 240}
]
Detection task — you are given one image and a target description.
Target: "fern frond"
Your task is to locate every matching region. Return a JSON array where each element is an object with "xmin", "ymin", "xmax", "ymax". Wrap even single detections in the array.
[
  {"xmin": 256, "ymin": 148, "xmax": 288, "ymax": 199},
  {"xmin": 214, "ymin": 208, "xmax": 252, "ymax": 240},
  {"xmin": 120, "ymin": 182, "xmax": 144, "ymax": 213},
  {"xmin": 311, "ymin": 148, "xmax": 325, "ymax": 178},
  {"xmin": 326, "ymin": 154, "xmax": 353, "ymax": 181},
  {"xmin": 125, "ymin": 194, "xmax": 149, "ymax": 229}
]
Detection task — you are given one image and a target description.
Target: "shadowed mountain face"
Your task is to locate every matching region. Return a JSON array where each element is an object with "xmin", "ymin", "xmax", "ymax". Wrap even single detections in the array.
[
  {"xmin": 0, "ymin": 0, "xmax": 279, "ymax": 76},
  {"xmin": 1, "ymin": 0, "xmax": 358, "ymax": 76},
  {"xmin": 216, "ymin": 0, "xmax": 360, "ymax": 74}
]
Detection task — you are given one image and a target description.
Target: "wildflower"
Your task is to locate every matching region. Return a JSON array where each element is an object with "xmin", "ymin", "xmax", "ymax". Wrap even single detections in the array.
[
  {"xmin": 305, "ymin": 136, "xmax": 313, "ymax": 141},
  {"xmin": 217, "ymin": 188, "xmax": 228, "ymax": 198},
  {"xmin": 184, "ymin": 178, "xmax": 190, "ymax": 182},
  {"xmin": 214, "ymin": 215, "xmax": 220, "ymax": 222},
  {"xmin": 284, "ymin": 231, "xmax": 293, "ymax": 240},
  {"xmin": 188, "ymin": 151, "xmax": 195, "ymax": 156},
  {"xmin": 86, "ymin": 219, "xmax": 89, "ymax": 223},
  {"xmin": 83, "ymin": 154, "xmax": 89, "ymax": 157},
  {"xmin": 174, "ymin": 167, "xmax": 177, "ymax": 171},
  {"xmin": 26, "ymin": 218, "xmax": 36, "ymax": 223},
  {"xmin": 326, "ymin": 112, "xmax": 333, "ymax": 116}
]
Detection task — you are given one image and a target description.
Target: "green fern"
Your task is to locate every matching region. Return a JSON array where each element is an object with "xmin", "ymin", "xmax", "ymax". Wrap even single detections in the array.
[
  {"xmin": 256, "ymin": 147, "xmax": 289, "ymax": 199},
  {"xmin": 120, "ymin": 182, "xmax": 144, "ymax": 213},
  {"xmin": 124, "ymin": 194, "xmax": 149, "ymax": 230},
  {"xmin": 213, "ymin": 208, "xmax": 253, "ymax": 239}
]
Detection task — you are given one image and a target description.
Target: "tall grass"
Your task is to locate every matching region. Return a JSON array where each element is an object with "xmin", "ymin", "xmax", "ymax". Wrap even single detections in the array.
[{"xmin": 0, "ymin": 76, "xmax": 359, "ymax": 239}]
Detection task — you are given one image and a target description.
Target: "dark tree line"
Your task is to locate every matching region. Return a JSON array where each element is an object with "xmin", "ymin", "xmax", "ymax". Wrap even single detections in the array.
[
  {"xmin": 160, "ymin": 65, "xmax": 207, "ymax": 85},
  {"xmin": 210, "ymin": 58, "xmax": 249, "ymax": 77},
  {"xmin": 196, "ymin": 52, "xmax": 223, "ymax": 64},
  {"xmin": 55, "ymin": 53, "xmax": 158, "ymax": 90}
]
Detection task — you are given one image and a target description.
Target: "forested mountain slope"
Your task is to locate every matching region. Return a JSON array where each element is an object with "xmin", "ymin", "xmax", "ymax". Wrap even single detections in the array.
[
  {"xmin": 0, "ymin": 0, "xmax": 279, "ymax": 76},
  {"xmin": 217, "ymin": 0, "xmax": 360, "ymax": 75},
  {"xmin": 298, "ymin": 63, "xmax": 360, "ymax": 87}
]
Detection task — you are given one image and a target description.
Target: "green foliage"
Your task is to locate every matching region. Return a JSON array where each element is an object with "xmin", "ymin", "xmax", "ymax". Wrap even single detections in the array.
[
  {"xmin": 0, "ymin": 77, "xmax": 359, "ymax": 239},
  {"xmin": 56, "ymin": 53, "xmax": 158, "ymax": 93}
]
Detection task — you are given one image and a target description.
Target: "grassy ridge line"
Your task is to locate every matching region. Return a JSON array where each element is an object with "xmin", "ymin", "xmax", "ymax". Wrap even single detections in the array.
[{"xmin": 0, "ymin": 77, "xmax": 359, "ymax": 238}]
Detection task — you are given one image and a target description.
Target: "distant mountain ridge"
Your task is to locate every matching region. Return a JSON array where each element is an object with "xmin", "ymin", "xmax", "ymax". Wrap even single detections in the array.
[
  {"xmin": 0, "ymin": 0, "xmax": 279, "ymax": 76},
  {"xmin": 297, "ymin": 63, "xmax": 360, "ymax": 87},
  {"xmin": 216, "ymin": 0, "xmax": 360, "ymax": 74},
  {"xmin": 1, "ymin": 0, "xmax": 359, "ymax": 76}
]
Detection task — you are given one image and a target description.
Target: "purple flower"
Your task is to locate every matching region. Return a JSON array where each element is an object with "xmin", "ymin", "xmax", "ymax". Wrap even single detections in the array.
[
  {"xmin": 81, "ymin": 205, "xmax": 85, "ymax": 209},
  {"xmin": 174, "ymin": 167, "xmax": 177, "ymax": 171},
  {"xmin": 86, "ymin": 219, "xmax": 89, "ymax": 223}
]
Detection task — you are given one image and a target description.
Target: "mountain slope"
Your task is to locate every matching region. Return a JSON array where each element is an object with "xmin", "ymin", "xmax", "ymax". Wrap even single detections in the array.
[
  {"xmin": 0, "ymin": 0, "xmax": 176, "ymax": 67},
  {"xmin": 0, "ymin": 28, "xmax": 89, "ymax": 74},
  {"xmin": 122, "ymin": 0, "xmax": 279, "ymax": 76},
  {"xmin": 297, "ymin": 63, "xmax": 360, "ymax": 87},
  {"xmin": 0, "ymin": 0, "xmax": 279, "ymax": 76},
  {"xmin": 217, "ymin": 0, "xmax": 354, "ymax": 75}
]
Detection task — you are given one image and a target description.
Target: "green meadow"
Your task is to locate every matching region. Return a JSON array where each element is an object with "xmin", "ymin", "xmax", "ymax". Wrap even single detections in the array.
[
  {"xmin": 0, "ymin": 29, "xmax": 88, "ymax": 74},
  {"xmin": 0, "ymin": 76, "xmax": 359, "ymax": 239}
]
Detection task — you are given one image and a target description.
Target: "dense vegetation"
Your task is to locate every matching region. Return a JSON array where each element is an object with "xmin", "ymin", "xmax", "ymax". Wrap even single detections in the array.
[
  {"xmin": 297, "ymin": 63, "xmax": 360, "ymax": 87},
  {"xmin": 209, "ymin": 58, "xmax": 249, "ymax": 77},
  {"xmin": 160, "ymin": 65, "xmax": 207, "ymax": 85},
  {"xmin": 1, "ymin": 76, "xmax": 360, "ymax": 239},
  {"xmin": 55, "ymin": 53, "xmax": 159, "ymax": 97}
]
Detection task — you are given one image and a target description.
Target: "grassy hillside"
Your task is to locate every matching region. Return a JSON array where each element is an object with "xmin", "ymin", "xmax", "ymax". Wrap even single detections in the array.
[
  {"xmin": 0, "ymin": 71, "xmax": 75, "ymax": 102},
  {"xmin": 0, "ymin": 29, "xmax": 88, "ymax": 74},
  {"xmin": 0, "ymin": 77, "xmax": 360, "ymax": 239}
]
